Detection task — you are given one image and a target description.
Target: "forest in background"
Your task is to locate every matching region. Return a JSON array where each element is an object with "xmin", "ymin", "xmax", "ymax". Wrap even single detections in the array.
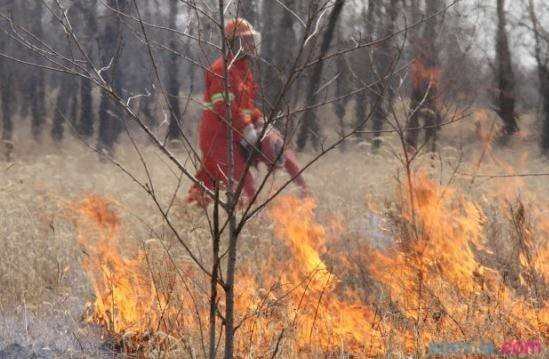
[{"xmin": 0, "ymin": 0, "xmax": 548, "ymax": 159}]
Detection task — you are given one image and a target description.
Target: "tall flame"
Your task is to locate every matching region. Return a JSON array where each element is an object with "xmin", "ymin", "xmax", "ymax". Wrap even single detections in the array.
[
  {"xmin": 267, "ymin": 196, "xmax": 384, "ymax": 355},
  {"xmin": 72, "ymin": 196, "xmax": 160, "ymax": 336}
]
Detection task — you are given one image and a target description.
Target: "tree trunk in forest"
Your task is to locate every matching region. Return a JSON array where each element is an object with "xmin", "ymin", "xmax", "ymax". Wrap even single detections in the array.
[
  {"xmin": 238, "ymin": 0, "xmax": 258, "ymax": 25},
  {"xmin": 51, "ymin": 75, "xmax": 72, "ymax": 143},
  {"xmin": 353, "ymin": 3, "xmax": 374, "ymax": 141},
  {"xmin": 139, "ymin": 93, "xmax": 156, "ymax": 129},
  {"xmin": 80, "ymin": 78, "xmax": 94, "ymax": 138},
  {"xmin": 97, "ymin": 0, "xmax": 128, "ymax": 155},
  {"xmin": 541, "ymin": 68, "xmax": 549, "ymax": 154},
  {"xmin": 494, "ymin": 0, "xmax": 519, "ymax": 140},
  {"xmin": 406, "ymin": 0, "xmax": 442, "ymax": 152},
  {"xmin": 405, "ymin": 0, "xmax": 423, "ymax": 150},
  {"xmin": 30, "ymin": 1, "xmax": 46, "ymax": 142},
  {"xmin": 166, "ymin": 0, "xmax": 183, "ymax": 141},
  {"xmin": 334, "ymin": 29, "xmax": 350, "ymax": 152},
  {"xmin": 368, "ymin": 0, "xmax": 387, "ymax": 150},
  {"xmin": 422, "ymin": 0, "xmax": 442, "ymax": 151},
  {"xmin": 526, "ymin": 0, "xmax": 549, "ymax": 155},
  {"xmin": 69, "ymin": 88, "xmax": 79, "ymax": 131},
  {"xmin": 386, "ymin": 0, "xmax": 399, "ymax": 108},
  {"xmin": 135, "ymin": 0, "xmax": 156, "ymax": 129},
  {"xmin": 296, "ymin": 0, "xmax": 346, "ymax": 151},
  {"xmin": 270, "ymin": 0, "xmax": 298, "ymax": 105},
  {"xmin": 371, "ymin": 0, "xmax": 399, "ymax": 150},
  {"xmin": 259, "ymin": 0, "xmax": 279, "ymax": 107},
  {"xmin": 52, "ymin": 32, "xmax": 79, "ymax": 143},
  {"xmin": 77, "ymin": 0, "xmax": 98, "ymax": 139},
  {"xmin": 0, "ymin": 33, "xmax": 14, "ymax": 161}
]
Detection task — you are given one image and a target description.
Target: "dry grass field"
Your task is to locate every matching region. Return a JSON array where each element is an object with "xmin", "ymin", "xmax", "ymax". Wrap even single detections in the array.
[{"xmin": 0, "ymin": 109, "xmax": 547, "ymax": 357}]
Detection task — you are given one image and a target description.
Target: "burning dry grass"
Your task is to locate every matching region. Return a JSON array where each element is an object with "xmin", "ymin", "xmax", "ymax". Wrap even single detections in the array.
[{"xmin": 0, "ymin": 110, "xmax": 548, "ymax": 357}]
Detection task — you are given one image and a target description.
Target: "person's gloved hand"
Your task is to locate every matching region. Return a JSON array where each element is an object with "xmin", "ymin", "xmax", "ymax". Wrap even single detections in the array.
[
  {"xmin": 254, "ymin": 117, "xmax": 266, "ymax": 134},
  {"xmin": 242, "ymin": 123, "xmax": 258, "ymax": 145},
  {"xmin": 240, "ymin": 124, "xmax": 259, "ymax": 161}
]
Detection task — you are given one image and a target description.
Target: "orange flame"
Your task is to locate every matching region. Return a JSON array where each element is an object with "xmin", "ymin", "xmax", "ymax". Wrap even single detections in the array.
[
  {"xmin": 72, "ymin": 196, "xmax": 160, "ymax": 336},
  {"xmin": 366, "ymin": 173, "xmax": 547, "ymax": 349},
  {"xmin": 71, "ymin": 196, "xmax": 204, "ymax": 349},
  {"xmin": 70, "ymin": 173, "xmax": 547, "ymax": 356},
  {"xmin": 267, "ymin": 196, "xmax": 384, "ymax": 355}
]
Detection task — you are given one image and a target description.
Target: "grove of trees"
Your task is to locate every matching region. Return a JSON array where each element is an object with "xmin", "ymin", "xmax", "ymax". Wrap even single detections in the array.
[{"xmin": 0, "ymin": 0, "xmax": 548, "ymax": 160}]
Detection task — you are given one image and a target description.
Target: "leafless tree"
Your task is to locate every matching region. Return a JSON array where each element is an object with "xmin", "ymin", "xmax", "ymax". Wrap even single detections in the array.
[
  {"xmin": 525, "ymin": 0, "xmax": 549, "ymax": 154},
  {"xmin": 0, "ymin": 18, "xmax": 13, "ymax": 160},
  {"xmin": 406, "ymin": 0, "xmax": 444, "ymax": 152},
  {"xmin": 494, "ymin": 0, "xmax": 519, "ymax": 140},
  {"xmin": 296, "ymin": 0, "xmax": 346, "ymax": 151}
]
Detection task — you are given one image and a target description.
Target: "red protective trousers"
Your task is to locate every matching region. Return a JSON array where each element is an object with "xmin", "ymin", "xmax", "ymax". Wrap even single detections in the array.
[{"xmin": 187, "ymin": 55, "xmax": 261, "ymax": 206}]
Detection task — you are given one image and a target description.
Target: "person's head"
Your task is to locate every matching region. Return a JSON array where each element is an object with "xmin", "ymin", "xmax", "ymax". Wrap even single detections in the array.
[{"xmin": 224, "ymin": 18, "xmax": 261, "ymax": 58}]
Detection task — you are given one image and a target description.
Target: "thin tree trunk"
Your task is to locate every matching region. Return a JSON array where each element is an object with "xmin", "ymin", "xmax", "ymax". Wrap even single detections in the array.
[
  {"xmin": 386, "ymin": 0, "xmax": 399, "ymax": 110},
  {"xmin": 422, "ymin": 0, "xmax": 442, "ymax": 152},
  {"xmin": 69, "ymin": 87, "xmax": 79, "ymax": 131},
  {"xmin": 209, "ymin": 184, "xmax": 220, "ymax": 359},
  {"xmin": 51, "ymin": 33, "xmax": 78, "ymax": 144},
  {"xmin": 136, "ymin": 0, "xmax": 156, "ymax": 130},
  {"xmin": 271, "ymin": 0, "xmax": 298, "ymax": 103},
  {"xmin": 296, "ymin": 0, "xmax": 346, "ymax": 151},
  {"xmin": 51, "ymin": 75, "xmax": 72, "ymax": 143},
  {"xmin": 139, "ymin": 92, "xmax": 156, "ymax": 129},
  {"xmin": 97, "ymin": 0, "xmax": 128, "ymax": 155},
  {"xmin": 527, "ymin": 0, "xmax": 549, "ymax": 154},
  {"xmin": 259, "ymin": 0, "xmax": 278, "ymax": 106},
  {"xmin": 541, "ymin": 68, "xmax": 549, "ymax": 154},
  {"xmin": 0, "ymin": 34, "xmax": 14, "ymax": 161},
  {"xmin": 334, "ymin": 29, "xmax": 350, "ymax": 151},
  {"xmin": 494, "ymin": 0, "xmax": 519, "ymax": 139},
  {"xmin": 78, "ymin": 0, "xmax": 98, "ymax": 139},
  {"xmin": 368, "ymin": 0, "xmax": 386, "ymax": 149},
  {"xmin": 405, "ymin": 0, "xmax": 423, "ymax": 149},
  {"xmin": 372, "ymin": 0, "xmax": 399, "ymax": 149},
  {"xmin": 354, "ymin": 4, "xmax": 373, "ymax": 141},
  {"xmin": 217, "ymin": 3, "xmax": 237, "ymax": 358},
  {"xmin": 238, "ymin": 0, "xmax": 258, "ymax": 25},
  {"xmin": 224, "ymin": 215, "xmax": 237, "ymax": 359},
  {"xmin": 79, "ymin": 78, "xmax": 94, "ymax": 138},
  {"xmin": 30, "ymin": 1, "xmax": 46, "ymax": 142},
  {"xmin": 19, "ymin": 76, "xmax": 31, "ymax": 120},
  {"xmin": 166, "ymin": 0, "xmax": 183, "ymax": 141},
  {"xmin": 406, "ymin": 0, "xmax": 442, "ymax": 151}
]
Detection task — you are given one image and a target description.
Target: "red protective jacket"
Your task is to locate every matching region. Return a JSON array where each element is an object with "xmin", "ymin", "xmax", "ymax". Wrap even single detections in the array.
[{"xmin": 187, "ymin": 55, "xmax": 261, "ymax": 205}]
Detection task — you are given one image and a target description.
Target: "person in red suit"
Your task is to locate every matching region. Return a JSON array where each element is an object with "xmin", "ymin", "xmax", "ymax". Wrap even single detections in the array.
[{"xmin": 187, "ymin": 18, "xmax": 308, "ymax": 206}]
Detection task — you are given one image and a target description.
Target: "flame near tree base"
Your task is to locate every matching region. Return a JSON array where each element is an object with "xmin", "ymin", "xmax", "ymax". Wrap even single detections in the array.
[{"xmin": 71, "ymin": 173, "xmax": 547, "ymax": 357}]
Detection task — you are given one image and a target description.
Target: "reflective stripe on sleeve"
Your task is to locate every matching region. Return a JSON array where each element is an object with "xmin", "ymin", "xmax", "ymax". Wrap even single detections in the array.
[{"xmin": 210, "ymin": 92, "xmax": 235, "ymax": 104}]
